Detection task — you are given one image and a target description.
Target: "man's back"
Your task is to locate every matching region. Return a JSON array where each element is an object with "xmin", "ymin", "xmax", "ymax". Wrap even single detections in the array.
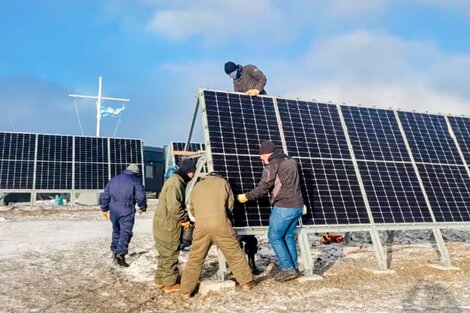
[
  {"xmin": 102, "ymin": 170, "xmax": 146, "ymax": 214},
  {"xmin": 191, "ymin": 175, "xmax": 234, "ymax": 228}
]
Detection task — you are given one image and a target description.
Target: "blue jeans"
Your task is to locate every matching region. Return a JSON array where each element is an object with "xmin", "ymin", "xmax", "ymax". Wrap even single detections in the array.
[{"xmin": 268, "ymin": 207, "xmax": 303, "ymax": 270}]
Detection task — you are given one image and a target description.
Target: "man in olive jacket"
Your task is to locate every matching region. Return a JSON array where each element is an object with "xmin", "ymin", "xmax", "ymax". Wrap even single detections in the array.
[
  {"xmin": 180, "ymin": 172, "xmax": 253, "ymax": 298},
  {"xmin": 153, "ymin": 159, "xmax": 196, "ymax": 293}
]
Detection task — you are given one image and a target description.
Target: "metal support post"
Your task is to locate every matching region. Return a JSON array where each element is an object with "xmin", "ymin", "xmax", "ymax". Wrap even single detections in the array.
[
  {"xmin": 217, "ymin": 248, "xmax": 228, "ymax": 281},
  {"xmin": 432, "ymin": 227, "xmax": 452, "ymax": 267},
  {"xmin": 369, "ymin": 228, "xmax": 387, "ymax": 270},
  {"xmin": 298, "ymin": 229, "xmax": 314, "ymax": 275}
]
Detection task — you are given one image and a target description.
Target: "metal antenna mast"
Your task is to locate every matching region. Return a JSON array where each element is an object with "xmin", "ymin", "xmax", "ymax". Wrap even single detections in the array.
[{"xmin": 69, "ymin": 76, "xmax": 130, "ymax": 137}]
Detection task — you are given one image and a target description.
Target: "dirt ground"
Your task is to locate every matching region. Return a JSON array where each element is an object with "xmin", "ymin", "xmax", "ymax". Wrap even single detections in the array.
[{"xmin": 0, "ymin": 203, "xmax": 469, "ymax": 313}]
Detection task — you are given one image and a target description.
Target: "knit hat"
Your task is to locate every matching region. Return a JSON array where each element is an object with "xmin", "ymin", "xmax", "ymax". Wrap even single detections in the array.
[
  {"xmin": 259, "ymin": 140, "xmax": 277, "ymax": 154},
  {"xmin": 126, "ymin": 163, "xmax": 141, "ymax": 174},
  {"xmin": 224, "ymin": 61, "xmax": 238, "ymax": 74},
  {"xmin": 178, "ymin": 158, "xmax": 196, "ymax": 174}
]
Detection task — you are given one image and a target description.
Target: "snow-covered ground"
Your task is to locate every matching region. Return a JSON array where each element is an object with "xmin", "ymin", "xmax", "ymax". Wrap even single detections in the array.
[{"xmin": 0, "ymin": 202, "xmax": 469, "ymax": 313}]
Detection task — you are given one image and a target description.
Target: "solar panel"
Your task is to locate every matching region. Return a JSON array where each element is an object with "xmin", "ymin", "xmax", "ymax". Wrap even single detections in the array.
[
  {"xmin": 358, "ymin": 161, "xmax": 432, "ymax": 223},
  {"xmin": 397, "ymin": 112, "xmax": 470, "ymax": 223},
  {"xmin": 277, "ymin": 99, "xmax": 369, "ymax": 225},
  {"xmin": 0, "ymin": 132, "xmax": 143, "ymax": 192},
  {"xmin": 204, "ymin": 90, "xmax": 282, "ymax": 227},
  {"xmin": 342, "ymin": 107, "xmax": 410, "ymax": 162},
  {"xmin": 75, "ymin": 137, "xmax": 109, "ymax": 190},
  {"xmin": 298, "ymin": 158, "xmax": 369, "ymax": 225},
  {"xmin": 448, "ymin": 116, "xmax": 470, "ymax": 164},
  {"xmin": 0, "ymin": 133, "xmax": 35, "ymax": 189},
  {"xmin": 398, "ymin": 112, "xmax": 462, "ymax": 165},
  {"xmin": 417, "ymin": 163, "xmax": 470, "ymax": 222},
  {"xmin": 110, "ymin": 138, "xmax": 142, "ymax": 178},
  {"xmin": 278, "ymin": 99, "xmax": 350, "ymax": 159},
  {"xmin": 35, "ymin": 135, "xmax": 73, "ymax": 190}
]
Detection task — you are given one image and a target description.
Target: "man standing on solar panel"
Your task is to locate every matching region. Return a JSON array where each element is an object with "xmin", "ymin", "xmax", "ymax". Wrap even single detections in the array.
[
  {"xmin": 224, "ymin": 61, "xmax": 267, "ymax": 96},
  {"xmin": 153, "ymin": 158, "xmax": 196, "ymax": 294},
  {"xmin": 237, "ymin": 140, "xmax": 304, "ymax": 282},
  {"xmin": 100, "ymin": 163, "xmax": 147, "ymax": 267}
]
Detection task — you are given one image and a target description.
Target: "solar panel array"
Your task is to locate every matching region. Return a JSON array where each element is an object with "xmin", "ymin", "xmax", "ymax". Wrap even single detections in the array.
[
  {"xmin": 0, "ymin": 132, "xmax": 143, "ymax": 191},
  {"xmin": 200, "ymin": 90, "xmax": 470, "ymax": 228}
]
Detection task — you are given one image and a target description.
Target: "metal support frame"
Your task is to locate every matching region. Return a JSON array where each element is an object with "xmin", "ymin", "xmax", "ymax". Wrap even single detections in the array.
[
  {"xmin": 298, "ymin": 229, "xmax": 314, "ymax": 275},
  {"xmin": 31, "ymin": 134, "xmax": 39, "ymax": 206}
]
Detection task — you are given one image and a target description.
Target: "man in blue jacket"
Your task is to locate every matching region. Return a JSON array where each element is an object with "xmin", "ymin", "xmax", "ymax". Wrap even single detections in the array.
[{"xmin": 100, "ymin": 164, "xmax": 147, "ymax": 267}]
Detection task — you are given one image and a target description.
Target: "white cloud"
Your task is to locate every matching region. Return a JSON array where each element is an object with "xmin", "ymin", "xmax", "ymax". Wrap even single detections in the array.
[
  {"xmin": 267, "ymin": 31, "xmax": 470, "ymax": 116},
  {"xmin": 146, "ymin": 0, "xmax": 288, "ymax": 44}
]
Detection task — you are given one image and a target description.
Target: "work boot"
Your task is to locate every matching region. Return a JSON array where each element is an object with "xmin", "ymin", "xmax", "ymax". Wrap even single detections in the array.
[
  {"xmin": 163, "ymin": 284, "xmax": 181, "ymax": 294},
  {"xmin": 241, "ymin": 281, "xmax": 253, "ymax": 291},
  {"xmin": 154, "ymin": 283, "xmax": 164, "ymax": 289},
  {"xmin": 274, "ymin": 268, "xmax": 298, "ymax": 282},
  {"xmin": 181, "ymin": 293, "xmax": 191, "ymax": 300},
  {"xmin": 114, "ymin": 254, "xmax": 130, "ymax": 267},
  {"xmin": 248, "ymin": 255, "xmax": 260, "ymax": 275}
]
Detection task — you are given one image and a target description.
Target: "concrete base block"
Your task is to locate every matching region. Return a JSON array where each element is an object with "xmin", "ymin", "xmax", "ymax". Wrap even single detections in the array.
[
  {"xmin": 199, "ymin": 280, "xmax": 236, "ymax": 296},
  {"xmin": 365, "ymin": 268, "xmax": 396, "ymax": 275},
  {"xmin": 427, "ymin": 264, "xmax": 460, "ymax": 271},
  {"xmin": 297, "ymin": 275, "xmax": 323, "ymax": 283}
]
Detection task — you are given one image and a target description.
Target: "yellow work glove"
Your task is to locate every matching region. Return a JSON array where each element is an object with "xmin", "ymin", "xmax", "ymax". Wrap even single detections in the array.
[
  {"xmin": 246, "ymin": 89, "xmax": 260, "ymax": 96},
  {"xmin": 237, "ymin": 194, "xmax": 249, "ymax": 203},
  {"xmin": 181, "ymin": 221, "xmax": 191, "ymax": 231},
  {"xmin": 101, "ymin": 211, "xmax": 109, "ymax": 220}
]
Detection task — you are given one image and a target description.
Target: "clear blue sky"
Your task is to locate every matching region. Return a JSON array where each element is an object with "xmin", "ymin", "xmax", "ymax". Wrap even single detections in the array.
[{"xmin": 1, "ymin": 1, "xmax": 469, "ymax": 147}]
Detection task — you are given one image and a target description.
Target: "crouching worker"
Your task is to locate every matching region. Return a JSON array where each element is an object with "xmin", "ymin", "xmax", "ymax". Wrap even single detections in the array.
[
  {"xmin": 100, "ymin": 164, "xmax": 147, "ymax": 267},
  {"xmin": 181, "ymin": 172, "xmax": 253, "ymax": 299},
  {"xmin": 153, "ymin": 159, "xmax": 196, "ymax": 293}
]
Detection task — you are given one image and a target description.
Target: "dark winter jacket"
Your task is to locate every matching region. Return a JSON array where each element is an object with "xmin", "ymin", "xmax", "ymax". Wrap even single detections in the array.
[
  {"xmin": 246, "ymin": 150, "xmax": 304, "ymax": 208},
  {"xmin": 233, "ymin": 65, "xmax": 267, "ymax": 95},
  {"xmin": 100, "ymin": 170, "xmax": 147, "ymax": 216}
]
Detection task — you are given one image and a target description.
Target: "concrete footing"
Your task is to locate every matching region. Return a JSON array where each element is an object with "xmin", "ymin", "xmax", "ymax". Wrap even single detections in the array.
[
  {"xmin": 297, "ymin": 274, "xmax": 324, "ymax": 283},
  {"xmin": 199, "ymin": 280, "xmax": 236, "ymax": 296}
]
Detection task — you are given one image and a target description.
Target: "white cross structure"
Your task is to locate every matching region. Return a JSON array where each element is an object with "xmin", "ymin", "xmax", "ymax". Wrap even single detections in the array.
[{"xmin": 69, "ymin": 76, "xmax": 130, "ymax": 137}]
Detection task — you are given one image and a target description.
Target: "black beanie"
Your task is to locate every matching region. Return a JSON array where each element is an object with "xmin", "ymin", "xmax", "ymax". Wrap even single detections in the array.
[
  {"xmin": 224, "ymin": 61, "xmax": 238, "ymax": 74},
  {"xmin": 259, "ymin": 140, "xmax": 277, "ymax": 154},
  {"xmin": 178, "ymin": 158, "xmax": 196, "ymax": 174}
]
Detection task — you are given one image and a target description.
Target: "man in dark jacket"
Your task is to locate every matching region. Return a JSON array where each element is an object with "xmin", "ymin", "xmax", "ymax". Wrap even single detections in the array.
[
  {"xmin": 100, "ymin": 164, "xmax": 147, "ymax": 267},
  {"xmin": 224, "ymin": 61, "xmax": 267, "ymax": 96},
  {"xmin": 237, "ymin": 140, "xmax": 304, "ymax": 282},
  {"xmin": 153, "ymin": 159, "xmax": 196, "ymax": 294}
]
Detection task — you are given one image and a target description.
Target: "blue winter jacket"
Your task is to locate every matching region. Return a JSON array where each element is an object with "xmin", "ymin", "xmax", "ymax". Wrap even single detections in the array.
[{"xmin": 100, "ymin": 170, "xmax": 147, "ymax": 216}]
